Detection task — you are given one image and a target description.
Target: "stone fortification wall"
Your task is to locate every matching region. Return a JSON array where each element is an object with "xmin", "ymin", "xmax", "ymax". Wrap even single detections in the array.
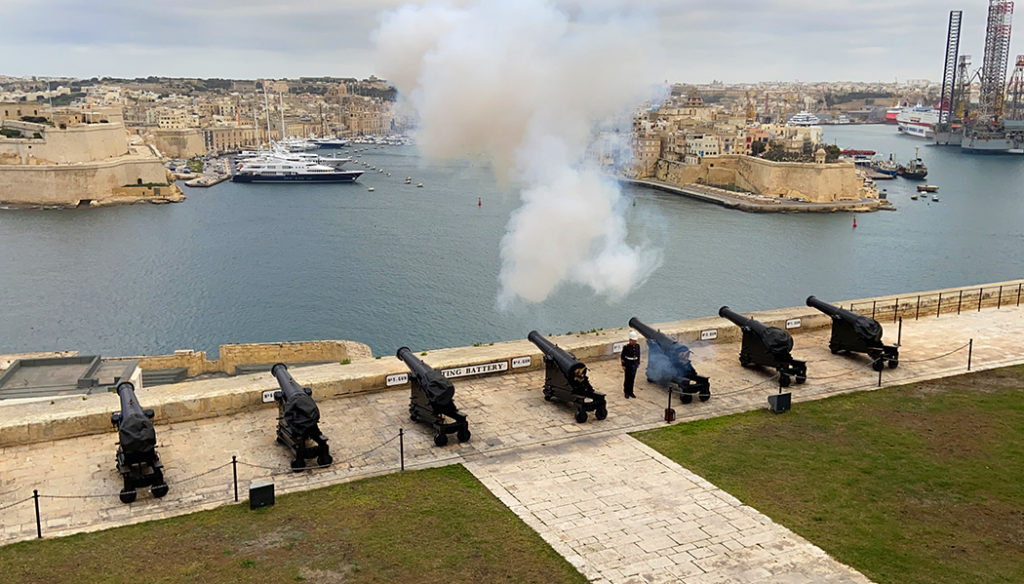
[
  {"xmin": 654, "ymin": 156, "xmax": 870, "ymax": 203},
  {"xmin": 117, "ymin": 340, "xmax": 374, "ymax": 377},
  {"xmin": 2, "ymin": 278, "xmax": 1022, "ymax": 446},
  {"xmin": 0, "ymin": 122, "xmax": 128, "ymax": 164},
  {"xmin": 151, "ymin": 129, "xmax": 206, "ymax": 159},
  {"xmin": 0, "ymin": 158, "xmax": 171, "ymax": 206}
]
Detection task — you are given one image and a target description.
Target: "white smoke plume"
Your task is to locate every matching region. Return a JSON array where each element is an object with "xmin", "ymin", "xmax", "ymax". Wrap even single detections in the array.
[{"xmin": 374, "ymin": 0, "xmax": 665, "ymax": 308}]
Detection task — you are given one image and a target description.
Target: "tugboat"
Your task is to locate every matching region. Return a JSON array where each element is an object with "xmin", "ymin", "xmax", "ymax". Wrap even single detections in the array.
[{"xmin": 897, "ymin": 147, "xmax": 928, "ymax": 180}]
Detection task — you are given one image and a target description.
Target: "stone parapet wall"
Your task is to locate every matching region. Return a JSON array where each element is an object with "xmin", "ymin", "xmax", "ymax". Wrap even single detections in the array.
[
  {"xmin": 1, "ymin": 278, "xmax": 1021, "ymax": 447},
  {"xmin": 151, "ymin": 129, "xmax": 206, "ymax": 158},
  {"xmin": 113, "ymin": 340, "xmax": 373, "ymax": 377}
]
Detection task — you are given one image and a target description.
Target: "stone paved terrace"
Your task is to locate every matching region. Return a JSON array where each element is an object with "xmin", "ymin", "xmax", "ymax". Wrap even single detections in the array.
[{"xmin": 1, "ymin": 303, "xmax": 1023, "ymax": 583}]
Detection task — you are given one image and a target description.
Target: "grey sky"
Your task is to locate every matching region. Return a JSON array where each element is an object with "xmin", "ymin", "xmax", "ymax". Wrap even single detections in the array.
[{"xmin": 1, "ymin": 0, "xmax": 1020, "ymax": 83}]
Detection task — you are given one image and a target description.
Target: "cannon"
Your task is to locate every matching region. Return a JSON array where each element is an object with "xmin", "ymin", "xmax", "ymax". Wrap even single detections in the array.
[
  {"xmin": 396, "ymin": 347, "xmax": 470, "ymax": 446},
  {"xmin": 527, "ymin": 331, "xmax": 607, "ymax": 423},
  {"xmin": 806, "ymin": 296, "xmax": 899, "ymax": 371},
  {"xmin": 110, "ymin": 382, "xmax": 168, "ymax": 504},
  {"xmin": 718, "ymin": 306, "xmax": 807, "ymax": 387},
  {"xmin": 270, "ymin": 363, "xmax": 333, "ymax": 470},
  {"xmin": 628, "ymin": 317, "xmax": 711, "ymax": 404}
]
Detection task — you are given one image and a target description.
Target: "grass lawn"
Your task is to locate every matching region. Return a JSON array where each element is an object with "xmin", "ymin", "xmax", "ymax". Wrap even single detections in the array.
[
  {"xmin": 634, "ymin": 365, "xmax": 1024, "ymax": 584},
  {"xmin": 0, "ymin": 465, "xmax": 586, "ymax": 584}
]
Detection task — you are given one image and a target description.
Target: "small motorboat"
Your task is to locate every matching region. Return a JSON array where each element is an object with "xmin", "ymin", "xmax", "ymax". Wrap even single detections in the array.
[
  {"xmin": 932, "ymin": 194, "xmax": 939, "ymax": 202},
  {"xmin": 910, "ymin": 192, "xmax": 918, "ymax": 200},
  {"xmin": 917, "ymin": 184, "xmax": 939, "ymax": 193}
]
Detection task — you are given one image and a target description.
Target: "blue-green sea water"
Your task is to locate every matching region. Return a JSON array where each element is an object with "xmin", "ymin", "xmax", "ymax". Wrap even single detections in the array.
[{"xmin": 1, "ymin": 125, "xmax": 1022, "ymax": 357}]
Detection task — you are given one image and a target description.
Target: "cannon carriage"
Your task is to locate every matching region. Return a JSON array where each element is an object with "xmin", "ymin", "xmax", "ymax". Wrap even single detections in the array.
[
  {"xmin": 396, "ymin": 347, "xmax": 470, "ymax": 446},
  {"xmin": 270, "ymin": 363, "xmax": 333, "ymax": 471},
  {"xmin": 628, "ymin": 317, "xmax": 711, "ymax": 403},
  {"xmin": 718, "ymin": 307, "xmax": 807, "ymax": 387},
  {"xmin": 110, "ymin": 382, "xmax": 169, "ymax": 504},
  {"xmin": 527, "ymin": 331, "xmax": 607, "ymax": 423},
  {"xmin": 806, "ymin": 296, "xmax": 899, "ymax": 371}
]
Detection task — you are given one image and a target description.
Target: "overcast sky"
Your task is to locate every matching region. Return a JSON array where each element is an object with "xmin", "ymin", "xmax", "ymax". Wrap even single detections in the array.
[{"xmin": 1, "ymin": 0, "xmax": 1021, "ymax": 83}]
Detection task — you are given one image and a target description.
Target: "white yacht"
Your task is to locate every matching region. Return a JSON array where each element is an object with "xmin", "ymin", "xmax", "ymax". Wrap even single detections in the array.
[
  {"xmin": 232, "ymin": 156, "xmax": 363, "ymax": 183},
  {"xmin": 787, "ymin": 111, "xmax": 821, "ymax": 126}
]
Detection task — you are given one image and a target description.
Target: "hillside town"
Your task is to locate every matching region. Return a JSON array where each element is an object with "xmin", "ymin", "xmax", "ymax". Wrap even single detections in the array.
[{"xmin": 0, "ymin": 75, "xmax": 944, "ymax": 208}]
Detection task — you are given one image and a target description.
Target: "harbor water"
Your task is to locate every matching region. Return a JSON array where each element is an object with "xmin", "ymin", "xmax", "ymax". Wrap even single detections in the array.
[{"xmin": 1, "ymin": 124, "xmax": 1023, "ymax": 358}]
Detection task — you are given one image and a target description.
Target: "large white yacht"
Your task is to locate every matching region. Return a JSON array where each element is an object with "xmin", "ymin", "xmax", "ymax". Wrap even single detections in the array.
[
  {"xmin": 232, "ymin": 156, "xmax": 363, "ymax": 183},
  {"xmin": 786, "ymin": 111, "xmax": 821, "ymax": 126}
]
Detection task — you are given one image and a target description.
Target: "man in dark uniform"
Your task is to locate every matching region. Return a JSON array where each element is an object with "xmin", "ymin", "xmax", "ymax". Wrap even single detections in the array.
[{"xmin": 621, "ymin": 330, "xmax": 641, "ymax": 398}]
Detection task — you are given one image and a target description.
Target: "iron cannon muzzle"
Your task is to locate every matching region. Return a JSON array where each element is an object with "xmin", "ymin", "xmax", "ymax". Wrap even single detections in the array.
[
  {"xmin": 527, "ymin": 330, "xmax": 587, "ymax": 383},
  {"xmin": 807, "ymin": 295, "xmax": 843, "ymax": 317}
]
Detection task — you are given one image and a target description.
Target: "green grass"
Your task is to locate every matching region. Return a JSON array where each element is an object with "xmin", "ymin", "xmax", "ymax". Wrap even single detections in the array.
[
  {"xmin": 0, "ymin": 465, "xmax": 586, "ymax": 584},
  {"xmin": 634, "ymin": 365, "xmax": 1024, "ymax": 584}
]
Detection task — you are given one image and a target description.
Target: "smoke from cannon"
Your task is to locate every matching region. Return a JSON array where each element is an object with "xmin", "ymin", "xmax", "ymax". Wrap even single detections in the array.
[{"xmin": 628, "ymin": 317, "xmax": 710, "ymax": 403}]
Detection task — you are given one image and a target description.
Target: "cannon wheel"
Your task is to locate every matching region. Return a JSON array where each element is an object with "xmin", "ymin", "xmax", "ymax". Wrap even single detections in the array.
[
  {"xmin": 543, "ymin": 389, "xmax": 553, "ymax": 401},
  {"xmin": 120, "ymin": 476, "xmax": 137, "ymax": 504},
  {"xmin": 795, "ymin": 375, "xmax": 806, "ymax": 384},
  {"xmin": 291, "ymin": 458, "xmax": 306, "ymax": 472},
  {"xmin": 779, "ymin": 374, "xmax": 792, "ymax": 388},
  {"xmin": 740, "ymin": 359, "xmax": 753, "ymax": 368},
  {"xmin": 595, "ymin": 408, "xmax": 607, "ymax": 420},
  {"xmin": 888, "ymin": 359, "xmax": 899, "ymax": 369},
  {"xmin": 152, "ymin": 482, "xmax": 169, "ymax": 498},
  {"xmin": 574, "ymin": 409, "xmax": 588, "ymax": 424},
  {"xmin": 456, "ymin": 428, "xmax": 471, "ymax": 443},
  {"xmin": 434, "ymin": 432, "xmax": 449, "ymax": 447},
  {"xmin": 872, "ymin": 358, "xmax": 885, "ymax": 372},
  {"xmin": 680, "ymin": 393, "xmax": 693, "ymax": 405},
  {"xmin": 830, "ymin": 346, "xmax": 841, "ymax": 354},
  {"xmin": 698, "ymin": 389, "xmax": 711, "ymax": 402},
  {"xmin": 317, "ymin": 453, "xmax": 333, "ymax": 466}
]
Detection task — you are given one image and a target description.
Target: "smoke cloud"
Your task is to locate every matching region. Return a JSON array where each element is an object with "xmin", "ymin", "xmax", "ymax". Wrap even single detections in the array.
[{"xmin": 374, "ymin": 0, "xmax": 665, "ymax": 307}]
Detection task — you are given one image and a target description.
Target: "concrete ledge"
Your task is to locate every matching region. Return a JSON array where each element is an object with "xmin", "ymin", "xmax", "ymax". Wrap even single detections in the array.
[{"xmin": 0, "ymin": 278, "xmax": 1021, "ymax": 447}]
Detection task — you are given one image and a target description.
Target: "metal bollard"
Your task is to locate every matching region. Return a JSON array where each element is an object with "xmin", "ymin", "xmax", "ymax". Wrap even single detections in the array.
[
  {"xmin": 232, "ymin": 456, "xmax": 238, "ymax": 502},
  {"xmin": 399, "ymin": 428, "xmax": 404, "ymax": 472},
  {"xmin": 33, "ymin": 489, "xmax": 41, "ymax": 539},
  {"xmin": 968, "ymin": 339, "xmax": 973, "ymax": 371}
]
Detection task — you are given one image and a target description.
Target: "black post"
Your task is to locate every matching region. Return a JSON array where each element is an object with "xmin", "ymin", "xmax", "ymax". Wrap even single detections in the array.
[
  {"xmin": 968, "ymin": 339, "xmax": 973, "ymax": 371},
  {"xmin": 33, "ymin": 489, "xmax": 41, "ymax": 539},
  {"xmin": 998, "ymin": 285, "xmax": 1003, "ymax": 309},
  {"xmin": 871, "ymin": 300, "xmax": 876, "ymax": 319},
  {"xmin": 916, "ymin": 295, "xmax": 921, "ymax": 320},
  {"xmin": 894, "ymin": 297, "xmax": 899, "ymax": 323},
  {"xmin": 957, "ymin": 290, "xmax": 963, "ymax": 314},
  {"xmin": 1017, "ymin": 283, "xmax": 1021, "ymax": 306},
  {"xmin": 232, "ymin": 456, "xmax": 238, "ymax": 503},
  {"xmin": 937, "ymin": 293, "xmax": 942, "ymax": 317},
  {"xmin": 877, "ymin": 365, "xmax": 883, "ymax": 387},
  {"xmin": 978, "ymin": 288, "xmax": 983, "ymax": 312},
  {"xmin": 399, "ymin": 428, "xmax": 404, "ymax": 472},
  {"xmin": 897, "ymin": 317, "xmax": 903, "ymax": 347}
]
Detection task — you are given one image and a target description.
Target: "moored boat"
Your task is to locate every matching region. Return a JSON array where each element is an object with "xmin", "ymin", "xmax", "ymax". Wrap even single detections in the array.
[
  {"xmin": 916, "ymin": 184, "xmax": 939, "ymax": 193},
  {"xmin": 897, "ymin": 147, "xmax": 928, "ymax": 180}
]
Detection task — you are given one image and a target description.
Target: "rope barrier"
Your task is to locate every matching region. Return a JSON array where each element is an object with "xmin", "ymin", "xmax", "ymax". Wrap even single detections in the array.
[
  {"xmin": 898, "ymin": 342, "xmax": 970, "ymax": 363},
  {"xmin": 237, "ymin": 432, "xmax": 401, "ymax": 476},
  {"xmin": 0, "ymin": 496, "xmax": 32, "ymax": 512}
]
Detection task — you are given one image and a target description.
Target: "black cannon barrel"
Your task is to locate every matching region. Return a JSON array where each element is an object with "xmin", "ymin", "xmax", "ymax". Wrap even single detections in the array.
[
  {"xmin": 628, "ymin": 317, "xmax": 683, "ymax": 354},
  {"xmin": 528, "ymin": 331, "xmax": 586, "ymax": 379},
  {"xmin": 807, "ymin": 295, "xmax": 849, "ymax": 319},
  {"xmin": 271, "ymin": 362, "xmax": 305, "ymax": 400},
  {"xmin": 396, "ymin": 346, "xmax": 455, "ymax": 407},
  {"xmin": 396, "ymin": 347, "xmax": 433, "ymax": 380},
  {"xmin": 114, "ymin": 382, "xmax": 156, "ymax": 456},
  {"xmin": 719, "ymin": 306, "xmax": 767, "ymax": 334}
]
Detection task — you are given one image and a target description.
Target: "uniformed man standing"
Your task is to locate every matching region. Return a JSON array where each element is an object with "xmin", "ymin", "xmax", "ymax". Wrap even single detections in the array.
[{"xmin": 621, "ymin": 330, "xmax": 641, "ymax": 398}]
